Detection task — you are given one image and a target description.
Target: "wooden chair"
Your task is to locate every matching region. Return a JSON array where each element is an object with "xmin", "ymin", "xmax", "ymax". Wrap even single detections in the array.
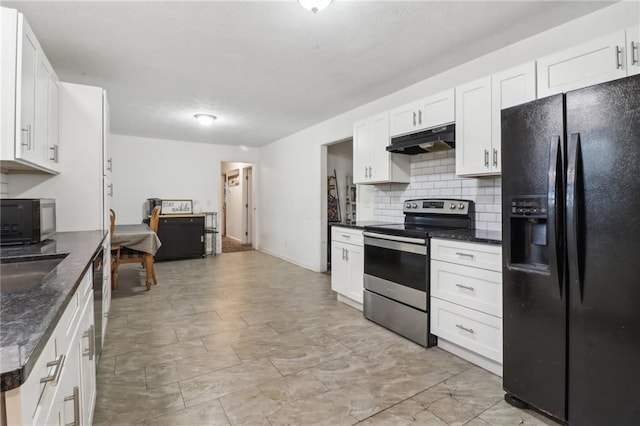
[{"xmin": 111, "ymin": 206, "xmax": 161, "ymax": 291}]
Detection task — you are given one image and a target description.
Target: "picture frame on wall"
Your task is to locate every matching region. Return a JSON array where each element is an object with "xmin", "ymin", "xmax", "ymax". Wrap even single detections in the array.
[{"xmin": 161, "ymin": 199, "xmax": 193, "ymax": 215}]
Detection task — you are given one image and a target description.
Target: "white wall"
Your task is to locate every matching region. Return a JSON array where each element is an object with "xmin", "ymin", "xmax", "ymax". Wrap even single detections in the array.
[
  {"xmin": 258, "ymin": 2, "xmax": 639, "ymax": 272},
  {"xmin": 109, "ymin": 135, "xmax": 259, "ymax": 251}
]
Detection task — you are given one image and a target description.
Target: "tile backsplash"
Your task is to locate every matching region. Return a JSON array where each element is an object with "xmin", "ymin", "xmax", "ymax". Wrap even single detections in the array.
[{"xmin": 372, "ymin": 150, "xmax": 502, "ymax": 232}]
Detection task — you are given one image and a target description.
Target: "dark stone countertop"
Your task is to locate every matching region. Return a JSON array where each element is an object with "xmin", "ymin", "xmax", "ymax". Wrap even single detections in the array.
[
  {"xmin": 429, "ymin": 229, "xmax": 502, "ymax": 245},
  {"xmin": 0, "ymin": 231, "xmax": 106, "ymax": 391},
  {"xmin": 329, "ymin": 221, "xmax": 397, "ymax": 230}
]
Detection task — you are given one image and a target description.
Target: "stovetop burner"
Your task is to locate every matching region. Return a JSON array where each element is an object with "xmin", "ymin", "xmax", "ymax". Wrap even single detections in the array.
[{"xmin": 365, "ymin": 198, "xmax": 475, "ymax": 239}]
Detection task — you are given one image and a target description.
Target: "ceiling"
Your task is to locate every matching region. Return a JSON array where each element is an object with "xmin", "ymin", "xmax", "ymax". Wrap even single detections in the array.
[{"xmin": 5, "ymin": 1, "xmax": 614, "ymax": 147}]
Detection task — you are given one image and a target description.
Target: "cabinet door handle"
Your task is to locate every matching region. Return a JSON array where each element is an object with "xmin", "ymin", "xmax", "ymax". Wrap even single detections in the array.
[
  {"xmin": 345, "ymin": 249, "xmax": 349, "ymax": 261},
  {"xmin": 455, "ymin": 252, "xmax": 475, "ymax": 259},
  {"xmin": 107, "ymin": 183, "xmax": 113, "ymax": 197},
  {"xmin": 615, "ymin": 45, "xmax": 623, "ymax": 69},
  {"xmin": 40, "ymin": 354, "xmax": 65, "ymax": 385},
  {"xmin": 632, "ymin": 41, "xmax": 639, "ymax": 66},
  {"xmin": 412, "ymin": 111, "xmax": 416, "ymax": 126},
  {"xmin": 341, "ymin": 234, "xmax": 351, "ymax": 239},
  {"xmin": 83, "ymin": 325, "xmax": 95, "ymax": 360},
  {"xmin": 418, "ymin": 110, "xmax": 422, "ymax": 125},
  {"xmin": 64, "ymin": 386, "xmax": 80, "ymax": 426},
  {"xmin": 484, "ymin": 149, "xmax": 489, "ymax": 168},
  {"xmin": 455, "ymin": 283, "xmax": 475, "ymax": 291},
  {"xmin": 493, "ymin": 148, "xmax": 498, "ymax": 167},
  {"xmin": 364, "ymin": 166, "xmax": 368, "ymax": 179},
  {"xmin": 200, "ymin": 235, "xmax": 204, "ymax": 243},
  {"xmin": 368, "ymin": 166, "xmax": 372, "ymax": 179},
  {"xmin": 49, "ymin": 145, "xmax": 59, "ymax": 162},
  {"xmin": 456, "ymin": 324, "xmax": 475, "ymax": 334},
  {"xmin": 107, "ymin": 158, "xmax": 113, "ymax": 171},
  {"xmin": 21, "ymin": 125, "xmax": 31, "ymax": 149}
]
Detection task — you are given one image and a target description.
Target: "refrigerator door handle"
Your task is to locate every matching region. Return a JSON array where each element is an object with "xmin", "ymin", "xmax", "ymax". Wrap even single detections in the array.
[
  {"xmin": 548, "ymin": 135, "xmax": 563, "ymax": 296},
  {"xmin": 566, "ymin": 133, "xmax": 583, "ymax": 302}
]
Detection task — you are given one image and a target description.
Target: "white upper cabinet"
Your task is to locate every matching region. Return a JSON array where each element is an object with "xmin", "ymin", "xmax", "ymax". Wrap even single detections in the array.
[
  {"xmin": 491, "ymin": 62, "xmax": 537, "ymax": 174},
  {"xmin": 353, "ymin": 112, "xmax": 410, "ymax": 184},
  {"xmin": 537, "ymin": 31, "xmax": 628, "ymax": 97},
  {"xmin": 456, "ymin": 63, "xmax": 536, "ymax": 177},
  {"xmin": 455, "ymin": 76, "xmax": 493, "ymax": 176},
  {"xmin": 627, "ymin": 25, "xmax": 640, "ymax": 76},
  {"xmin": 0, "ymin": 7, "xmax": 60, "ymax": 173},
  {"xmin": 389, "ymin": 88, "xmax": 454, "ymax": 137}
]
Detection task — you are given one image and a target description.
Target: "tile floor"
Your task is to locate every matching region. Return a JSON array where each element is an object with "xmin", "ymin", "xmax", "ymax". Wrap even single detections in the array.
[{"xmin": 95, "ymin": 251, "xmax": 557, "ymax": 426}]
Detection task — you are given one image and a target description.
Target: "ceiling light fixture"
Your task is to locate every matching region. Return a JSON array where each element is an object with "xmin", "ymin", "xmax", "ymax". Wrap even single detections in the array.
[
  {"xmin": 194, "ymin": 113, "xmax": 217, "ymax": 126},
  {"xmin": 298, "ymin": 0, "xmax": 332, "ymax": 14}
]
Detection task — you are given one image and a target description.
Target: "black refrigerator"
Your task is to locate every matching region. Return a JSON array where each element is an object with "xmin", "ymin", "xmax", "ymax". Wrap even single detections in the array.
[{"xmin": 501, "ymin": 73, "xmax": 640, "ymax": 426}]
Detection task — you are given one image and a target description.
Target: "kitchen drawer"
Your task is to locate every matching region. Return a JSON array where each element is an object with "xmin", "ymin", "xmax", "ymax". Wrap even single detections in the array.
[
  {"xmin": 431, "ymin": 260, "xmax": 502, "ymax": 317},
  {"xmin": 431, "ymin": 238, "xmax": 501, "ymax": 271},
  {"xmin": 331, "ymin": 226, "xmax": 363, "ymax": 246},
  {"xmin": 431, "ymin": 297, "xmax": 502, "ymax": 363}
]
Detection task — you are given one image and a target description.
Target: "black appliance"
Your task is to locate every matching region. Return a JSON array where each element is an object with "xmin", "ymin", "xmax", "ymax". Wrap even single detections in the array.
[
  {"xmin": 92, "ymin": 244, "xmax": 104, "ymax": 365},
  {"xmin": 363, "ymin": 199, "xmax": 474, "ymax": 347},
  {"xmin": 501, "ymin": 74, "xmax": 640, "ymax": 425},
  {"xmin": 386, "ymin": 124, "xmax": 455, "ymax": 155},
  {"xmin": 0, "ymin": 199, "xmax": 56, "ymax": 245},
  {"xmin": 144, "ymin": 198, "xmax": 162, "ymax": 218}
]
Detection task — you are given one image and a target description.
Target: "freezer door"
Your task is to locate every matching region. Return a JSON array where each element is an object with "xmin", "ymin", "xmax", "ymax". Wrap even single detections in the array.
[
  {"xmin": 501, "ymin": 94, "xmax": 567, "ymax": 421},
  {"xmin": 565, "ymin": 74, "xmax": 640, "ymax": 426}
]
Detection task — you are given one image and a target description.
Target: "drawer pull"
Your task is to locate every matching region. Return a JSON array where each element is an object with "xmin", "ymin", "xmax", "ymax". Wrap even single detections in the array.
[
  {"xmin": 456, "ymin": 324, "xmax": 475, "ymax": 334},
  {"xmin": 83, "ymin": 325, "xmax": 95, "ymax": 360},
  {"xmin": 341, "ymin": 234, "xmax": 351, "ymax": 238},
  {"xmin": 40, "ymin": 354, "xmax": 65, "ymax": 385},
  {"xmin": 64, "ymin": 386, "xmax": 80, "ymax": 426},
  {"xmin": 455, "ymin": 283, "xmax": 475, "ymax": 291},
  {"xmin": 455, "ymin": 252, "xmax": 475, "ymax": 259}
]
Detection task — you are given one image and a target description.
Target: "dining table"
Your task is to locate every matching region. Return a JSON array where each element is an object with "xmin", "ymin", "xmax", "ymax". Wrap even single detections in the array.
[{"xmin": 112, "ymin": 224, "xmax": 162, "ymax": 290}]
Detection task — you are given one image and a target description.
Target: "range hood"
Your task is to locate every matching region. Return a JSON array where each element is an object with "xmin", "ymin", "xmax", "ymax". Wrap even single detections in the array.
[{"xmin": 386, "ymin": 124, "xmax": 455, "ymax": 155}]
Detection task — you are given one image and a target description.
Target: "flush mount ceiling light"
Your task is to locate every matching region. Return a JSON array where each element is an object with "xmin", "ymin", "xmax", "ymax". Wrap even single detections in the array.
[
  {"xmin": 298, "ymin": 0, "xmax": 332, "ymax": 14},
  {"xmin": 194, "ymin": 113, "xmax": 217, "ymax": 126}
]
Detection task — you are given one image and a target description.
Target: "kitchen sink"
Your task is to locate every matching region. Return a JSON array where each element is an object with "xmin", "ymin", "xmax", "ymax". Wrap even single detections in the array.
[{"xmin": 0, "ymin": 256, "xmax": 67, "ymax": 293}]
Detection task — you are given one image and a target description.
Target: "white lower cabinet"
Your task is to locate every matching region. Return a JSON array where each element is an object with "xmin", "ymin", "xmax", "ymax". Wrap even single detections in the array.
[
  {"xmin": 331, "ymin": 227, "xmax": 364, "ymax": 310},
  {"xmin": 4, "ymin": 270, "xmax": 96, "ymax": 426},
  {"xmin": 430, "ymin": 238, "xmax": 503, "ymax": 376}
]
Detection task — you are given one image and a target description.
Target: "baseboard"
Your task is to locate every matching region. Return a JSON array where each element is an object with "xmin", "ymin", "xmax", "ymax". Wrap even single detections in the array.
[
  {"xmin": 438, "ymin": 338, "xmax": 503, "ymax": 377},
  {"xmin": 257, "ymin": 248, "xmax": 320, "ymax": 272},
  {"xmin": 337, "ymin": 294, "xmax": 363, "ymax": 312}
]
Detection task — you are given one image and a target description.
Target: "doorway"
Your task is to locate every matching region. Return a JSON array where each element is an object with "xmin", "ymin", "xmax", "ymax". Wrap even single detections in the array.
[{"xmin": 220, "ymin": 161, "xmax": 255, "ymax": 253}]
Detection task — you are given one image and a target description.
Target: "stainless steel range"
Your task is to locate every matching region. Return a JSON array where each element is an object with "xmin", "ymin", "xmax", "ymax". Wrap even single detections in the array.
[{"xmin": 363, "ymin": 199, "xmax": 474, "ymax": 347}]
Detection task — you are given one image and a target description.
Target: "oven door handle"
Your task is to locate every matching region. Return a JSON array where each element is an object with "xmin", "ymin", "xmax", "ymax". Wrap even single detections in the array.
[
  {"xmin": 363, "ymin": 232, "xmax": 426, "ymax": 245},
  {"xmin": 363, "ymin": 233, "xmax": 427, "ymax": 255}
]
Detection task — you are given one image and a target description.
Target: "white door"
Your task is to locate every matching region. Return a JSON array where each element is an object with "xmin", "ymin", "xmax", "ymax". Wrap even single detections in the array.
[
  {"xmin": 418, "ymin": 88, "xmax": 455, "ymax": 130},
  {"xmin": 35, "ymin": 55, "xmax": 49, "ymax": 165},
  {"xmin": 455, "ymin": 76, "xmax": 492, "ymax": 176},
  {"xmin": 331, "ymin": 241, "xmax": 349, "ymax": 296},
  {"xmin": 18, "ymin": 20, "xmax": 37, "ymax": 163},
  {"xmin": 369, "ymin": 112, "xmax": 390, "ymax": 182},
  {"xmin": 353, "ymin": 119, "xmax": 370, "ymax": 183},
  {"xmin": 346, "ymin": 244, "xmax": 364, "ymax": 304},
  {"xmin": 491, "ymin": 62, "xmax": 537, "ymax": 174},
  {"xmin": 389, "ymin": 102, "xmax": 417, "ymax": 137},
  {"xmin": 47, "ymin": 74, "xmax": 60, "ymax": 169},
  {"xmin": 537, "ymin": 30, "xmax": 627, "ymax": 97}
]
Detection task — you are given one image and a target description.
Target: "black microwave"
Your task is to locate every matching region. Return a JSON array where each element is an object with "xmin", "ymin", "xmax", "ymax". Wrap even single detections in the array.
[{"xmin": 0, "ymin": 199, "xmax": 56, "ymax": 245}]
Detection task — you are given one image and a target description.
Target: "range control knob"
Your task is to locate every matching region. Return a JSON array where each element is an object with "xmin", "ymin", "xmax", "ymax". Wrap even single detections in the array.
[
  {"xmin": 405, "ymin": 203, "xmax": 412, "ymax": 209},
  {"xmin": 458, "ymin": 203, "xmax": 465, "ymax": 210},
  {"xmin": 450, "ymin": 203, "xmax": 456, "ymax": 209},
  {"xmin": 412, "ymin": 203, "xmax": 418, "ymax": 209}
]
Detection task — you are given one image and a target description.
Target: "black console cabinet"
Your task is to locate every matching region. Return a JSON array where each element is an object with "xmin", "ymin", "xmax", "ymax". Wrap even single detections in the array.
[{"xmin": 154, "ymin": 215, "xmax": 205, "ymax": 261}]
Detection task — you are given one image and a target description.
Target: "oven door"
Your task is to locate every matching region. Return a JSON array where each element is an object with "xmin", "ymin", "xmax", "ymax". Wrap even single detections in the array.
[{"xmin": 363, "ymin": 232, "xmax": 428, "ymax": 311}]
